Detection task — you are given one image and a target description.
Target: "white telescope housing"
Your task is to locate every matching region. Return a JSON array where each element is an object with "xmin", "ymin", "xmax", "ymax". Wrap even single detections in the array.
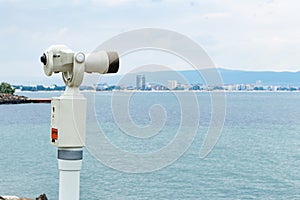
[
  {"xmin": 40, "ymin": 44, "xmax": 119, "ymax": 200},
  {"xmin": 40, "ymin": 45, "xmax": 119, "ymax": 148},
  {"xmin": 40, "ymin": 45, "xmax": 119, "ymax": 87}
]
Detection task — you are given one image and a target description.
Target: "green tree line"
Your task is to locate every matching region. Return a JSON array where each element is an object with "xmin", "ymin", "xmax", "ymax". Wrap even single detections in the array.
[{"xmin": 0, "ymin": 82, "xmax": 15, "ymax": 94}]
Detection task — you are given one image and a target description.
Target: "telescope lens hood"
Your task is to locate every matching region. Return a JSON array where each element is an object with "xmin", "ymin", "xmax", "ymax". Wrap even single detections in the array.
[{"xmin": 107, "ymin": 52, "xmax": 119, "ymax": 73}]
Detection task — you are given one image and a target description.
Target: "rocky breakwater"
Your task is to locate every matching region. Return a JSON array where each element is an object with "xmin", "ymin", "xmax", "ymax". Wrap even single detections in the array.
[
  {"xmin": 0, "ymin": 93, "xmax": 30, "ymax": 104},
  {"xmin": 0, "ymin": 193, "xmax": 48, "ymax": 200}
]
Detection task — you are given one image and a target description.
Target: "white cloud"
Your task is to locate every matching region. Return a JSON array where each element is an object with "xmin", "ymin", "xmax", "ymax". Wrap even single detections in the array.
[
  {"xmin": 90, "ymin": 0, "xmax": 139, "ymax": 6},
  {"xmin": 201, "ymin": 12, "xmax": 230, "ymax": 19},
  {"xmin": 1, "ymin": 0, "xmax": 300, "ymax": 85}
]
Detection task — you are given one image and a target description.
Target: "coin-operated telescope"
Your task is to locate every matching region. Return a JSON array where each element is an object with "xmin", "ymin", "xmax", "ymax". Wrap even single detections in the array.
[{"xmin": 40, "ymin": 45, "xmax": 119, "ymax": 200}]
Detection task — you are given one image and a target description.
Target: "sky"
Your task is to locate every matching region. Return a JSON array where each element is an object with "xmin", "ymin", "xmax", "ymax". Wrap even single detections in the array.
[{"xmin": 1, "ymin": 0, "xmax": 300, "ymax": 84}]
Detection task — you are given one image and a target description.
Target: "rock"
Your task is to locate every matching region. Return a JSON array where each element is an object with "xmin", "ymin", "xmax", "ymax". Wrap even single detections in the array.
[
  {"xmin": 0, "ymin": 197, "xmax": 18, "ymax": 200},
  {"xmin": 0, "ymin": 93, "xmax": 29, "ymax": 104},
  {"xmin": 0, "ymin": 193, "xmax": 47, "ymax": 200},
  {"xmin": 35, "ymin": 194, "xmax": 47, "ymax": 200}
]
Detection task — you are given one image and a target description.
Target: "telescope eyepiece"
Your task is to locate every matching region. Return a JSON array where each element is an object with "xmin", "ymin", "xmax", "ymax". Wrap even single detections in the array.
[{"xmin": 40, "ymin": 53, "xmax": 47, "ymax": 65}]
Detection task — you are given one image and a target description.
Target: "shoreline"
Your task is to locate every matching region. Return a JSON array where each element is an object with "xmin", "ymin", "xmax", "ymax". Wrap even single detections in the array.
[
  {"xmin": 16, "ymin": 90, "xmax": 300, "ymax": 93},
  {"xmin": 0, "ymin": 193, "xmax": 48, "ymax": 200},
  {"xmin": 0, "ymin": 93, "xmax": 50, "ymax": 105}
]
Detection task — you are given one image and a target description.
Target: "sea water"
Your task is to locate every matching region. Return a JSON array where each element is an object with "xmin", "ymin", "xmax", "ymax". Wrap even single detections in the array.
[{"xmin": 0, "ymin": 92, "xmax": 299, "ymax": 199}]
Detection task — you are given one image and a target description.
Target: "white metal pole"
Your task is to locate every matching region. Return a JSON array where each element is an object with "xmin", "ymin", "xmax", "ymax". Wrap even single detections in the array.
[{"xmin": 58, "ymin": 148, "xmax": 83, "ymax": 200}]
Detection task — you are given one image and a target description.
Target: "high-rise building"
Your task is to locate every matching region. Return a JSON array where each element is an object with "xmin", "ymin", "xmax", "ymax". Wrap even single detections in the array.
[
  {"xmin": 167, "ymin": 80, "xmax": 177, "ymax": 90},
  {"xmin": 136, "ymin": 74, "xmax": 146, "ymax": 90}
]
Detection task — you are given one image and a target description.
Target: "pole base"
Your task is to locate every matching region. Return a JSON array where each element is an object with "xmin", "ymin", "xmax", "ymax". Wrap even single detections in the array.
[{"xmin": 58, "ymin": 148, "xmax": 83, "ymax": 200}]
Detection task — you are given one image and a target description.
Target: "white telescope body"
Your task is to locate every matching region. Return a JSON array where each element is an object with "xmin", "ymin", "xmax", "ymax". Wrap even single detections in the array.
[
  {"xmin": 40, "ymin": 45, "xmax": 119, "ymax": 147},
  {"xmin": 41, "ymin": 45, "xmax": 119, "ymax": 87},
  {"xmin": 40, "ymin": 45, "xmax": 119, "ymax": 200},
  {"xmin": 85, "ymin": 51, "xmax": 119, "ymax": 74}
]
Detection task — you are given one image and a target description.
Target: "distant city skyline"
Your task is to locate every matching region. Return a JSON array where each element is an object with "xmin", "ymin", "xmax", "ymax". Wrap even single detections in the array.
[
  {"xmin": 14, "ymin": 78, "xmax": 300, "ymax": 92},
  {"xmin": 4, "ymin": 67, "xmax": 300, "ymax": 86},
  {"xmin": 12, "ymin": 71, "xmax": 300, "ymax": 92}
]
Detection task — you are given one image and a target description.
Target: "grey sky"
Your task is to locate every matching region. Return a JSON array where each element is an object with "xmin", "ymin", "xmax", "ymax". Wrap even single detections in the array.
[{"xmin": 1, "ymin": 0, "xmax": 300, "ymax": 84}]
